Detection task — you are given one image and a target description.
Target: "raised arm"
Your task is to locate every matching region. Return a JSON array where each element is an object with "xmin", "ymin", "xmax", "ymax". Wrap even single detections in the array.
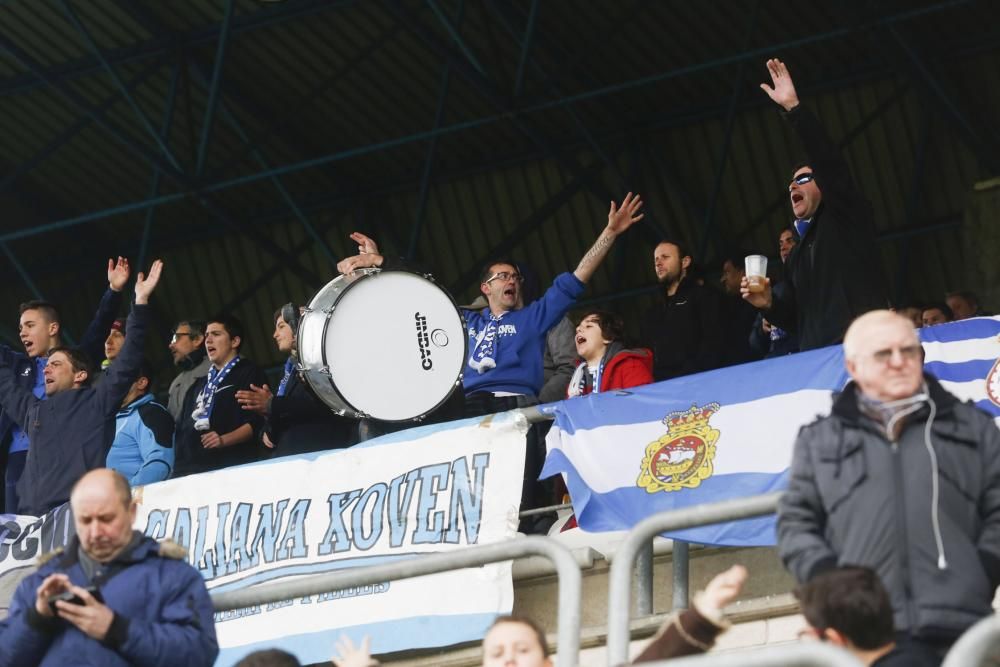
[
  {"xmin": 573, "ymin": 192, "xmax": 643, "ymax": 284},
  {"xmin": 761, "ymin": 59, "xmax": 854, "ymax": 198},
  {"xmin": 78, "ymin": 257, "xmax": 130, "ymax": 362},
  {"xmin": 98, "ymin": 261, "xmax": 163, "ymax": 416}
]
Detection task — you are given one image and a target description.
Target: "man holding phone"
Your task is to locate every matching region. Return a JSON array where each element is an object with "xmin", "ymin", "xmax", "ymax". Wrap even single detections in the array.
[{"xmin": 1, "ymin": 469, "xmax": 218, "ymax": 666}]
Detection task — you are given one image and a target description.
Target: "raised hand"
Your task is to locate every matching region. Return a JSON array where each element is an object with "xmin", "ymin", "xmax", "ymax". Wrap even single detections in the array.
[
  {"xmin": 701, "ymin": 564, "xmax": 748, "ymax": 613},
  {"xmin": 331, "ymin": 634, "xmax": 378, "ymax": 667},
  {"xmin": 740, "ymin": 275, "xmax": 773, "ymax": 310},
  {"xmin": 606, "ymin": 192, "xmax": 644, "ymax": 235},
  {"xmin": 134, "ymin": 259, "xmax": 164, "ymax": 305},
  {"xmin": 760, "ymin": 58, "xmax": 800, "ymax": 112},
  {"xmin": 350, "ymin": 232, "xmax": 380, "ymax": 256},
  {"xmin": 337, "ymin": 232, "xmax": 384, "ymax": 275},
  {"xmin": 107, "ymin": 257, "xmax": 130, "ymax": 292}
]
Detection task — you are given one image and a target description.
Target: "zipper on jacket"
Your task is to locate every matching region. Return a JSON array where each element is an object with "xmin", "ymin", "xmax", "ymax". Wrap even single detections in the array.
[{"xmin": 890, "ymin": 438, "xmax": 917, "ymax": 632}]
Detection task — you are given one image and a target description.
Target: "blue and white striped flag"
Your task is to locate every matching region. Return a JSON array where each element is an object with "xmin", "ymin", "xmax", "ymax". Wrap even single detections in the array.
[{"xmin": 541, "ymin": 316, "xmax": 1000, "ymax": 546}]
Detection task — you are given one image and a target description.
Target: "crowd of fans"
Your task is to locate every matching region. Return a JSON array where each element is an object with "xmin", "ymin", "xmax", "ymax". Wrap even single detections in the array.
[{"xmin": 0, "ymin": 57, "xmax": 996, "ymax": 666}]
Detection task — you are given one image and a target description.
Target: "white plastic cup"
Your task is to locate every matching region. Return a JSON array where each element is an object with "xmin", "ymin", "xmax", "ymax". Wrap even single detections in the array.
[{"xmin": 745, "ymin": 255, "xmax": 768, "ymax": 293}]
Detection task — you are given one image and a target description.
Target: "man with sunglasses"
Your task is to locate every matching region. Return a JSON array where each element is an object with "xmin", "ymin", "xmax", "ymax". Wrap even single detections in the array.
[
  {"xmin": 166, "ymin": 320, "xmax": 210, "ymax": 423},
  {"xmin": 742, "ymin": 59, "xmax": 887, "ymax": 350},
  {"xmin": 778, "ymin": 310, "xmax": 1000, "ymax": 665}
]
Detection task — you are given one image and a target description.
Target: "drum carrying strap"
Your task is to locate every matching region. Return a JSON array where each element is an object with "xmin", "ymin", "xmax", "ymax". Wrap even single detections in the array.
[{"xmin": 469, "ymin": 312, "xmax": 503, "ymax": 374}]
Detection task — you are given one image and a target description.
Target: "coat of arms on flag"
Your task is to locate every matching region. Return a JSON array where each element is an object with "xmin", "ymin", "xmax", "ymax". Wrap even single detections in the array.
[{"xmin": 637, "ymin": 403, "xmax": 720, "ymax": 493}]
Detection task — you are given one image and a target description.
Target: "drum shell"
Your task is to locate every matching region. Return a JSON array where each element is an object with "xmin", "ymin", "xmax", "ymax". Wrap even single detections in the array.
[{"xmin": 296, "ymin": 269, "xmax": 466, "ymax": 422}]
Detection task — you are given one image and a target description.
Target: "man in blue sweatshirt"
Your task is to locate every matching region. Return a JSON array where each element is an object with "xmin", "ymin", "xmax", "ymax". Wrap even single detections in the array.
[{"xmin": 0, "ymin": 260, "xmax": 163, "ymax": 516}]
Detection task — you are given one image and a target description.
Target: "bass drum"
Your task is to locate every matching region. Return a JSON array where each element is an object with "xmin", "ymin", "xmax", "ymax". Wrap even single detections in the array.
[{"xmin": 297, "ymin": 268, "xmax": 466, "ymax": 422}]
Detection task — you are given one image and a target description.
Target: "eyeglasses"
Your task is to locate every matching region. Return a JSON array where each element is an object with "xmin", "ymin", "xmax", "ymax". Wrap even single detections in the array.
[
  {"xmin": 484, "ymin": 271, "xmax": 522, "ymax": 285},
  {"xmin": 789, "ymin": 173, "xmax": 815, "ymax": 190},
  {"xmin": 170, "ymin": 332, "xmax": 196, "ymax": 344},
  {"xmin": 870, "ymin": 344, "xmax": 922, "ymax": 364}
]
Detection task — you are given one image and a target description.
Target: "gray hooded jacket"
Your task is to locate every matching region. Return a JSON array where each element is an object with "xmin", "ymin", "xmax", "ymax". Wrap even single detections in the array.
[{"xmin": 777, "ymin": 374, "xmax": 1000, "ymax": 640}]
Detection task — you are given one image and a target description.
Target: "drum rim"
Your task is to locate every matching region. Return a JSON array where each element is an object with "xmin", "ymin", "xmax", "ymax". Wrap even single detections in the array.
[{"xmin": 296, "ymin": 267, "xmax": 469, "ymax": 422}]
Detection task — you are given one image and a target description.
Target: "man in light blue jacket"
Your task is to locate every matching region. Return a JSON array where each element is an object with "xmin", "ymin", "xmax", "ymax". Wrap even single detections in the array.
[{"xmin": 107, "ymin": 361, "xmax": 174, "ymax": 485}]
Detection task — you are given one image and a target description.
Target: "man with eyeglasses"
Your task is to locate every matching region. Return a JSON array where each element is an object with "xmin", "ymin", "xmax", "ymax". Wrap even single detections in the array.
[
  {"xmin": 741, "ymin": 59, "xmax": 887, "ymax": 350},
  {"xmin": 778, "ymin": 310, "xmax": 1000, "ymax": 665},
  {"xmin": 166, "ymin": 320, "xmax": 209, "ymax": 423}
]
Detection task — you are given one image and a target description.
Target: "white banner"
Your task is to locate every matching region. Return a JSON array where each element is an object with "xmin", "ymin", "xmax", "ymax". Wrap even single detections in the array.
[{"xmin": 0, "ymin": 413, "xmax": 528, "ymax": 666}]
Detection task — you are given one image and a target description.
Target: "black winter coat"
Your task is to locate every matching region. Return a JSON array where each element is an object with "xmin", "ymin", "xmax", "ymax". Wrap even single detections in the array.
[
  {"xmin": 640, "ymin": 279, "xmax": 724, "ymax": 382},
  {"xmin": 767, "ymin": 105, "xmax": 888, "ymax": 349}
]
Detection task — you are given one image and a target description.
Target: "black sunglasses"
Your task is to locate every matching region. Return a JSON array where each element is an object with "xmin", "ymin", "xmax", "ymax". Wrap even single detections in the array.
[{"xmin": 790, "ymin": 173, "xmax": 815, "ymax": 188}]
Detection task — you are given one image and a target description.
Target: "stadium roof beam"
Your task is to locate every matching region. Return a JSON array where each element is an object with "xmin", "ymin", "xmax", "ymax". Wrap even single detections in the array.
[
  {"xmin": 512, "ymin": 0, "xmax": 539, "ymax": 99},
  {"xmin": 188, "ymin": 60, "xmax": 340, "ymax": 269},
  {"xmin": 887, "ymin": 24, "xmax": 1000, "ymax": 173},
  {"xmin": 0, "ymin": 58, "xmax": 164, "ymax": 196},
  {"xmin": 0, "ymin": 0, "xmax": 358, "ymax": 97},
  {"xmin": 137, "ymin": 61, "xmax": 182, "ymax": 272},
  {"xmin": 409, "ymin": 59, "xmax": 453, "ymax": 259},
  {"xmin": 696, "ymin": 0, "xmax": 762, "ymax": 262},
  {"xmin": 59, "ymin": 0, "xmax": 182, "ymax": 171},
  {"xmin": 194, "ymin": 0, "xmax": 234, "ymax": 177},
  {"xmin": 447, "ymin": 154, "xmax": 616, "ymax": 295}
]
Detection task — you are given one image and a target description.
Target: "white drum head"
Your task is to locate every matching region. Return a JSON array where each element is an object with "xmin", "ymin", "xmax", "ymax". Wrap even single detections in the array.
[{"xmin": 322, "ymin": 271, "xmax": 465, "ymax": 421}]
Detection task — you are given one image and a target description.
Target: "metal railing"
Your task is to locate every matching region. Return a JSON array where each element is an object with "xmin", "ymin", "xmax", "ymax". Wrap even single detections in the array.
[
  {"xmin": 942, "ymin": 614, "xmax": 1000, "ymax": 667},
  {"xmin": 605, "ymin": 493, "xmax": 783, "ymax": 665},
  {"xmin": 211, "ymin": 535, "xmax": 582, "ymax": 667},
  {"xmin": 635, "ymin": 642, "xmax": 862, "ymax": 666}
]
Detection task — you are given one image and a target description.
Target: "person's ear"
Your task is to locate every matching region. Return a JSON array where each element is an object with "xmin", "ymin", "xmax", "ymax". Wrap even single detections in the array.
[
  {"xmin": 73, "ymin": 369, "xmax": 89, "ymax": 386},
  {"xmin": 845, "ymin": 357, "xmax": 858, "ymax": 379},
  {"xmin": 480, "ymin": 282, "xmax": 490, "ymax": 297},
  {"xmin": 232, "ymin": 335, "xmax": 242, "ymax": 350},
  {"xmin": 823, "ymin": 627, "xmax": 849, "ymax": 647},
  {"xmin": 681, "ymin": 256, "xmax": 692, "ymax": 271},
  {"xmin": 136, "ymin": 376, "xmax": 150, "ymax": 392},
  {"xmin": 48, "ymin": 321, "xmax": 60, "ymax": 338}
]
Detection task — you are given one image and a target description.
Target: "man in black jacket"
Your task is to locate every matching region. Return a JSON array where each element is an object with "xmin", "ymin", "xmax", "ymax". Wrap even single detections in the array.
[
  {"xmin": 173, "ymin": 315, "xmax": 266, "ymax": 476},
  {"xmin": 742, "ymin": 59, "xmax": 887, "ymax": 350},
  {"xmin": 0, "ymin": 260, "xmax": 163, "ymax": 515},
  {"xmin": 778, "ymin": 310, "xmax": 1000, "ymax": 664},
  {"xmin": 640, "ymin": 239, "xmax": 724, "ymax": 381}
]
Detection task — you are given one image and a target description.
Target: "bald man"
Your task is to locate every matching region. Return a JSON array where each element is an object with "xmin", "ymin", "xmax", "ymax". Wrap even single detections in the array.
[
  {"xmin": 777, "ymin": 310, "xmax": 1000, "ymax": 665},
  {"xmin": 2, "ymin": 469, "xmax": 218, "ymax": 667}
]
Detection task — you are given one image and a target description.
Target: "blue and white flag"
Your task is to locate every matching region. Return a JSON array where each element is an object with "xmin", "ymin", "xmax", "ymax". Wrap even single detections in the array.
[{"xmin": 542, "ymin": 316, "xmax": 1000, "ymax": 546}]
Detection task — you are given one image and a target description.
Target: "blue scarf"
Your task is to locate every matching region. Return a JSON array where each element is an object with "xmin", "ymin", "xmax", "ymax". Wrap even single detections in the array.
[
  {"xmin": 469, "ymin": 311, "xmax": 502, "ymax": 374},
  {"xmin": 277, "ymin": 357, "xmax": 295, "ymax": 397},
  {"xmin": 191, "ymin": 355, "xmax": 240, "ymax": 431},
  {"xmin": 794, "ymin": 217, "xmax": 812, "ymax": 239}
]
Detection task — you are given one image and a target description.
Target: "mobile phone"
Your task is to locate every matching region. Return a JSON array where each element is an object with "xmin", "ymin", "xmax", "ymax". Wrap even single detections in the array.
[{"xmin": 47, "ymin": 585, "xmax": 103, "ymax": 614}]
